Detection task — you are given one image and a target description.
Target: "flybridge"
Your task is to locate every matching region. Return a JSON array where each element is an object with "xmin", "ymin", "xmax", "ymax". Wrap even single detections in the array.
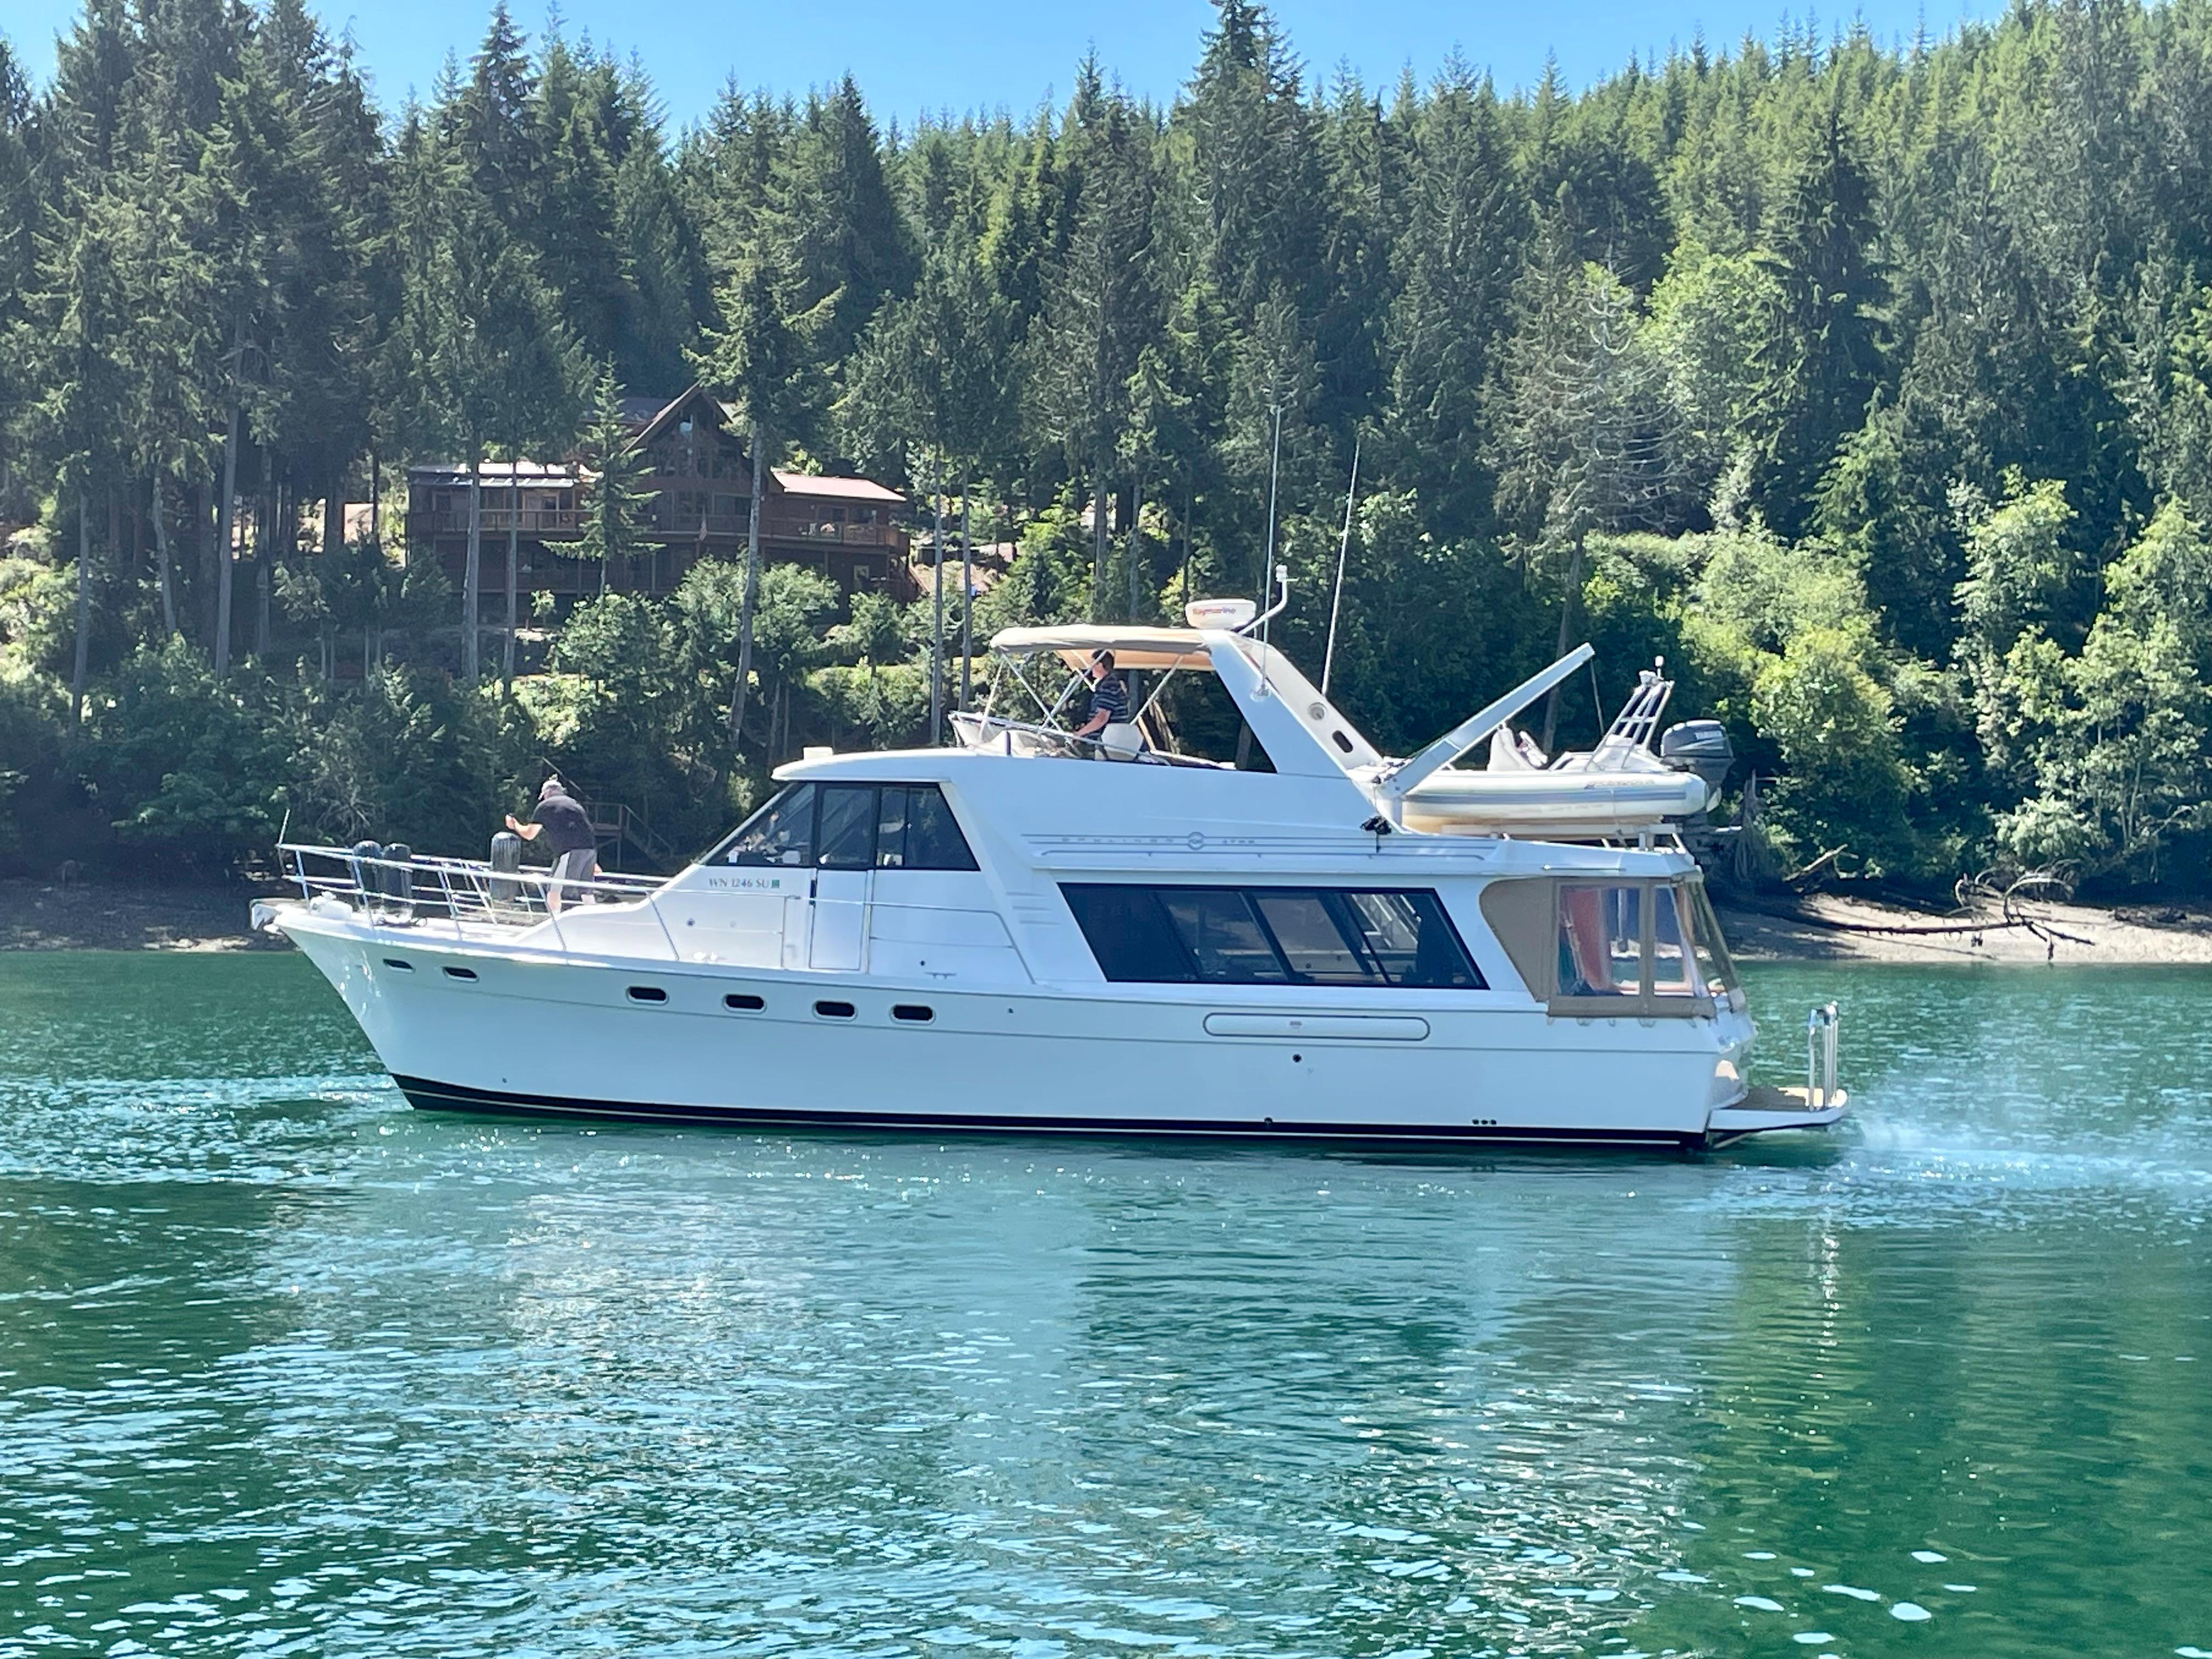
[{"xmin": 961, "ymin": 579, "xmax": 1718, "ymax": 841}]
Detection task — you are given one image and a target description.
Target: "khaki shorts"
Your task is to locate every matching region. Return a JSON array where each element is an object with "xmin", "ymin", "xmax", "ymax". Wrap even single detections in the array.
[{"xmin": 550, "ymin": 846, "xmax": 596, "ymax": 904}]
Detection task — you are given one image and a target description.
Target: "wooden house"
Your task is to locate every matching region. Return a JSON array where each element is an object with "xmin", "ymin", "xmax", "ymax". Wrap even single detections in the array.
[{"xmin": 405, "ymin": 386, "xmax": 913, "ymax": 607}]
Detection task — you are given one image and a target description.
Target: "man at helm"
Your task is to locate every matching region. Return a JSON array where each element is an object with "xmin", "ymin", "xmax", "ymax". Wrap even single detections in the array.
[{"xmin": 1073, "ymin": 648, "xmax": 1130, "ymax": 745}]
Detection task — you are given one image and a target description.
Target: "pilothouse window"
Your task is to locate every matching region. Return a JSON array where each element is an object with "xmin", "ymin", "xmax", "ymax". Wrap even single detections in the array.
[
  {"xmin": 714, "ymin": 783, "xmax": 816, "ymax": 867},
  {"xmin": 877, "ymin": 785, "xmax": 977, "ymax": 870},
  {"xmin": 1062, "ymin": 885, "xmax": 1483, "ymax": 989},
  {"xmin": 816, "ymin": 785, "xmax": 876, "ymax": 869},
  {"xmin": 708, "ymin": 782, "xmax": 977, "ymax": 871}
]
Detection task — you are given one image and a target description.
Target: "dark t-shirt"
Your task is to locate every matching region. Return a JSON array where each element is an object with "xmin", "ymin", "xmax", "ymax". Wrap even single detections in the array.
[
  {"xmin": 1087, "ymin": 673, "xmax": 1130, "ymax": 725},
  {"xmin": 532, "ymin": 793, "xmax": 595, "ymax": 857}
]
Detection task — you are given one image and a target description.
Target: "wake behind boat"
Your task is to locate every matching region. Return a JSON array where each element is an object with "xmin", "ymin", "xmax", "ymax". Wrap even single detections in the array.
[{"xmin": 258, "ymin": 582, "xmax": 1846, "ymax": 1149}]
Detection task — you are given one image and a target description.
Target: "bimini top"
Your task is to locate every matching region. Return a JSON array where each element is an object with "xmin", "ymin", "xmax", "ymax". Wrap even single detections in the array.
[{"xmin": 988, "ymin": 624, "xmax": 1215, "ymax": 673}]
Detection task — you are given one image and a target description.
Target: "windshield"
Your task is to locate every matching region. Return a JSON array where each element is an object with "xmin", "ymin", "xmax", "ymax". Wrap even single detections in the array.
[{"xmin": 703, "ymin": 784, "xmax": 816, "ymax": 866}]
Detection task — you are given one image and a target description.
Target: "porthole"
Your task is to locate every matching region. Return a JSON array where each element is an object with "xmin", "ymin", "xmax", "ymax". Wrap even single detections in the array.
[
  {"xmin": 814, "ymin": 999, "xmax": 856, "ymax": 1019},
  {"xmin": 443, "ymin": 965, "xmax": 477, "ymax": 982},
  {"xmin": 1331, "ymin": 730, "xmax": 1355, "ymax": 754},
  {"xmin": 891, "ymin": 1003, "xmax": 934, "ymax": 1023},
  {"xmin": 382, "ymin": 957, "xmax": 415, "ymax": 973},
  {"xmin": 724, "ymin": 992, "xmax": 765, "ymax": 1012},
  {"xmin": 627, "ymin": 985, "xmax": 668, "ymax": 1004}
]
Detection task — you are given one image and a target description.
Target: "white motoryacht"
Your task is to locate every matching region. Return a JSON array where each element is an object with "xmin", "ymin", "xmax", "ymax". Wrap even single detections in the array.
[{"xmin": 259, "ymin": 585, "xmax": 1845, "ymax": 1150}]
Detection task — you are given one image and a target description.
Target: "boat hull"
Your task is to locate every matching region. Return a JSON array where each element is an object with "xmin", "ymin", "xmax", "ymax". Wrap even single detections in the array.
[
  {"xmin": 388, "ymin": 1074, "xmax": 1705, "ymax": 1148},
  {"xmin": 279, "ymin": 909, "xmax": 1832, "ymax": 1152}
]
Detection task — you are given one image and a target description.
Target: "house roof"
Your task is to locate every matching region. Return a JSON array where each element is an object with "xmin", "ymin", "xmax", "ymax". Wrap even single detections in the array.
[
  {"xmin": 407, "ymin": 388, "xmax": 905, "ymax": 505},
  {"xmin": 623, "ymin": 384, "xmax": 744, "ymax": 450},
  {"xmin": 773, "ymin": 470, "xmax": 905, "ymax": 504}
]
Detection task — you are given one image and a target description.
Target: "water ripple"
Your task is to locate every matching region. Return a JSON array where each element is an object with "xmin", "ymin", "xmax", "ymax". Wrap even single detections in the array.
[{"xmin": 0, "ymin": 954, "xmax": 2208, "ymax": 1656}]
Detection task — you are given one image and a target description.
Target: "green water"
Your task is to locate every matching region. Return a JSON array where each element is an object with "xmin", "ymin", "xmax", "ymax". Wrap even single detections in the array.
[{"xmin": 2, "ymin": 954, "xmax": 2209, "ymax": 1657}]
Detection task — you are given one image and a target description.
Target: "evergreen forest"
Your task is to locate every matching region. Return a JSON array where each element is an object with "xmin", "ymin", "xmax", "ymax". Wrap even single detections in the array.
[{"xmin": 7, "ymin": 0, "xmax": 2212, "ymax": 894}]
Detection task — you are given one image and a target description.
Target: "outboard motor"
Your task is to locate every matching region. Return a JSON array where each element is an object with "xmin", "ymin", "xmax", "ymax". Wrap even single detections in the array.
[
  {"xmin": 488, "ymin": 830, "xmax": 524, "ymax": 912},
  {"xmin": 1659, "ymin": 720, "xmax": 1735, "ymax": 804}
]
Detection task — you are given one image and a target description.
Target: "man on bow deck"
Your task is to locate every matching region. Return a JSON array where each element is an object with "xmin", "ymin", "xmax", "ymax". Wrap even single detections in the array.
[{"xmin": 505, "ymin": 777, "xmax": 599, "ymax": 916}]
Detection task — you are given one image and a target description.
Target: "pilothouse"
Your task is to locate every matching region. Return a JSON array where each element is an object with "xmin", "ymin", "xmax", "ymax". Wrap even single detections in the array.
[{"xmin": 259, "ymin": 577, "xmax": 1846, "ymax": 1149}]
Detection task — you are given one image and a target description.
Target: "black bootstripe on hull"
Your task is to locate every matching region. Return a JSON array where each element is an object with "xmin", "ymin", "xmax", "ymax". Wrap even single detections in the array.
[{"xmin": 391, "ymin": 1074, "xmax": 1703, "ymax": 1149}]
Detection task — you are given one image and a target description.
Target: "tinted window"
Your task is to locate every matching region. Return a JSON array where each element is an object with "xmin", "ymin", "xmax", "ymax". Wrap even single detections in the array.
[
  {"xmin": 713, "ymin": 783, "xmax": 815, "ymax": 866},
  {"xmin": 1063, "ymin": 885, "xmax": 1483, "ymax": 989},
  {"xmin": 1059, "ymin": 886, "xmax": 1195, "ymax": 982},
  {"xmin": 1250, "ymin": 891, "xmax": 1371, "ymax": 983},
  {"xmin": 1158, "ymin": 890, "xmax": 1288, "ymax": 983},
  {"xmin": 875, "ymin": 785, "xmax": 979, "ymax": 871},
  {"xmin": 874, "ymin": 787, "xmax": 910, "ymax": 868},
  {"xmin": 704, "ymin": 782, "xmax": 979, "ymax": 872},
  {"xmin": 816, "ymin": 785, "xmax": 877, "ymax": 868},
  {"xmin": 1340, "ymin": 891, "xmax": 1483, "ymax": 988},
  {"xmin": 903, "ymin": 786, "xmax": 979, "ymax": 870}
]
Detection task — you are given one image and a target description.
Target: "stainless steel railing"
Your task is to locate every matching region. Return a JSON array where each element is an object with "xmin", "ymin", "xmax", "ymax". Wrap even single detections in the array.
[
  {"xmin": 947, "ymin": 710, "xmax": 1225, "ymax": 768},
  {"xmin": 273, "ymin": 840, "xmax": 1028, "ymax": 977},
  {"xmin": 280, "ymin": 842, "xmax": 664, "ymax": 928},
  {"xmin": 1805, "ymin": 1002, "xmax": 1842, "ymax": 1107}
]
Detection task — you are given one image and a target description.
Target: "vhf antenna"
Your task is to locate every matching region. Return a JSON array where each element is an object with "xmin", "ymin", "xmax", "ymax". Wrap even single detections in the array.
[{"xmin": 1322, "ymin": 431, "xmax": 1361, "ymax": 696}]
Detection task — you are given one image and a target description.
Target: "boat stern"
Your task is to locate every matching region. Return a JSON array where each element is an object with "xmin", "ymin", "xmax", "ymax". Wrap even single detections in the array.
[{"xmin": 1704, "ymin": 1001, "xmax": 1848, "ymax": 1146}]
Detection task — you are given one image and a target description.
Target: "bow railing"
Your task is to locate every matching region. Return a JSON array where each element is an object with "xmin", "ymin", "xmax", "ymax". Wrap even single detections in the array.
[{"xmin": 278, "ymin": 841, "xmax": 664, "ymax": 929}]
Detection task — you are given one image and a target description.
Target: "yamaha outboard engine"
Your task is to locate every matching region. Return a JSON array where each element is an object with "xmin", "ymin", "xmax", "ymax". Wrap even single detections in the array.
[{"xmin": 1659, "ymin": 720, "xmax": 1735, "ymax": 804}]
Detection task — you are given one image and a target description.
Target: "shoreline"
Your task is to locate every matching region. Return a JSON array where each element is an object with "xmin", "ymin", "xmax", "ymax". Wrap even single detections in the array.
[
  {"xmin": 7, "ymin": 873, "xmax": 2212, "ymax": 966},
  {"xmin": 1717, "ymin": 890, "xmax": 2212, "ymax": 966},
  {"xmin": 0, "ymin": 875, "xmax": 291, "ymax": 953}
]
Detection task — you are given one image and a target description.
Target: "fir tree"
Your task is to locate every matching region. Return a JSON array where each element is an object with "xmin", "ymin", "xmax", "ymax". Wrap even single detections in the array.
[
  {"xmin": 574, "ymin": 364, "xmax": 653, "ymax": 594},
  {"xmin": 695, "ymin": 254, "xmax": 820, "ymax": 746}
]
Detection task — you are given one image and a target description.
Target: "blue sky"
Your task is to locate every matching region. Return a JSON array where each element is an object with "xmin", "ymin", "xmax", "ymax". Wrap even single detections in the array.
[{"xmin": 5, "ymin": 0, "xmax": 1999, "ymax": 130}]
